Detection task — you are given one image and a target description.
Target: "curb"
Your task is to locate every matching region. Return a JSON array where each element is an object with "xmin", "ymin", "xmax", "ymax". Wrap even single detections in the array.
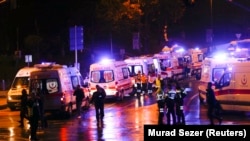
[{"xmin": 0, "ymin": 104, "xmax": 7, "ymax": 110}]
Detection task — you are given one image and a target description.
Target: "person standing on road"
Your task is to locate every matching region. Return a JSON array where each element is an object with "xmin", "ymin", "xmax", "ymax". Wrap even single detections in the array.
[
  {"xmin": 27, "ymin": 92, "xmax": 41, "ymax": 141},
  {"xmin": 37, "ymin": 87, "xmax": 48, "ymax": 129},
  {"xmin": 166, "ymin": 83, "xmax": 177, "ymax": 125},
  {"xmin": 147, "ymin": 73, "xmax": 155, "ymax": 95},
  {"xmin": 141, "ymin": 72, "xmax": 148, "ymax": 95},
  {"xmin": 19, "ymin": 89, "xmax": 28, "ymax": 128},
  {"xmin": 73, "ymin": 85, "xmax": 85, "ymax": 118},
  {"xmin": 134, "ymin": 71, "xmax": 142, "ymax": 97},
  {"xmin": 175, "ymin": 83, "xmax": 187, "ymax": 125},
  {"xmin": 206, "ymin": 82, "xmax": 222, "ymax": 125},
  {"xmin": 90, "ymin": 85, "xmax": 106, "ymax": 123}
]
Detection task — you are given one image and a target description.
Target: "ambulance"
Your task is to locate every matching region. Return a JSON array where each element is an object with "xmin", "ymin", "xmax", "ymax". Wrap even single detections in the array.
[
  {"xmin": 29, "ymin": 62, "xmax": 90, "ymax": 117},
  {"xmin": 198, "ymin": 54, "xmax": 250, "ymax": 112},
  {"xmin": 124, "ymin": 56, "xmax": 159, "ymax": 77},
  {"xmin": 153, "ymin": 51, "xmax": 185, "ymax": 80},
  {"xmin": 88, "ymin": 59, "xmax": 133, "ymax": 100},
  {"xmin": 182, "ymin": 48, "xmax": 204, "ymax": 80},
  {"xmin": 7, "ymin": 66, "xmax": 39, "ymax": 110}
]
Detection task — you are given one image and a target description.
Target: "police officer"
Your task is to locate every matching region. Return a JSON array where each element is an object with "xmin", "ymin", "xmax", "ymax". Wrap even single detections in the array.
[
  {"xmin": 147, "ymin": 73, "xmax": 155, "ymax": 95},
  {"xmin": 175, "ymin": 84, "xmax": 187, "ymax": 125},
  {"xmin": 90, "ymin": 85, "xmax": 106, "ymax": 123},
  {"xmin": 166, "ymin": 83, "xmax": 177, "ymax": 125},
  {"xmin": 156, "ymin": 87, "xmax": 165, "ymax": 124}
]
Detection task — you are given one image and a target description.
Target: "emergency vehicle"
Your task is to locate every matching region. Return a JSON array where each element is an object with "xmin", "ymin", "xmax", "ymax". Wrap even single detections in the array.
[
  {"xmin": 29, "ymin": 62, "xmax": 90, "ymax": 117},
  {"xmin": 198, "ymin": 55, "xmax": 250, "ymax": 112},
  {"xmin": 182, "ymin": 48, "xmax": 204, "ymax": 80},
  {"xmin": 153, "ymin": 51, "xmax": 185, "ymax": 80},
  {"xmin": 88, "ymin": 59, "xmax": 133, "ymax": 100},
  {"xmin": 7, "ymin": 66, "xmax": 39, "ymax": 110},
  {"xmin": 124, "ymin": 56, "xmax": 159, "ymax": 77}
]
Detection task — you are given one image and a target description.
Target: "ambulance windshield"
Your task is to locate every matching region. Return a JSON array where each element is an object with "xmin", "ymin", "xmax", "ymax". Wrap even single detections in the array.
[
  {"xmin": 91, "ymin": 70, "xmax": 114, "ymax": 83},
  {"xmin": 12, "ymin": 77, "xmax": 29, "ymax": 89}
]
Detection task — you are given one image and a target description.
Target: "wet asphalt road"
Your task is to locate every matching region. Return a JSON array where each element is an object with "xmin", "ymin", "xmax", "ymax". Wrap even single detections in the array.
[{"xmin": 0, "ymin": 78, "xmax": 250, "ymax": 141}]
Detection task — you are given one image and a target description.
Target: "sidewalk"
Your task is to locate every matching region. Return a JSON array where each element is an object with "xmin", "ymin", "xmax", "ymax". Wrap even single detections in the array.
[{"xmin": 0, "ymin": 91, "xmax": 7, "ymax": 109}]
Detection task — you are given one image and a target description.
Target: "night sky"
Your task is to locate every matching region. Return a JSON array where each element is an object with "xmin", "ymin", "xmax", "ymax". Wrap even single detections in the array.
[{"xmin": 1, "ymin": 0, "xmax": 250, "ymax": 55}]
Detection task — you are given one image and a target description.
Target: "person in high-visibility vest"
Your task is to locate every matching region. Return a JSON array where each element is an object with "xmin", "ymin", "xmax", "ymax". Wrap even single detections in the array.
[
  {"xmin": 141, "ymin": 72, "xmax": 148, "ymax": 95},
  {"xmin": 134, "ymin": 71, "xmax": 142, "ymax": 97},
  {"xmin": 154, "ymin": 74, "xmax": 162, "ymax": 95}
]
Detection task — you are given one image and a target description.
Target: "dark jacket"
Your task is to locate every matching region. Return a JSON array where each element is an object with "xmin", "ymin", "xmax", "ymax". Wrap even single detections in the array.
[
  {"xmin": 20, "ymin": 91, "xmax": 28, "ymax": 108},
  {"xmin": 27, "ymin": 96, "xmax": 41, "ymax": 118},
  {"xmin": 73, "ymin": 87, "xmax": 85, "ymax": 102},
  {"xmin": 206, "ymin": 88, "xmax": 216, "ymax": 107},
  {"xmin": 90, "ymin": 88, "xmax": 106, "ymax": 106},
  {"xmin": 175, "ymin": 89, "xmax": 187, "ymax": 107}
]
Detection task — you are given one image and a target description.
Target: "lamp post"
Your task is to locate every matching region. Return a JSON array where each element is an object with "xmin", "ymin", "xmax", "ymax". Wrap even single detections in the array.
[{"xmin": 210, "ymin": 0, "xmax": 213, "ymax": 31}]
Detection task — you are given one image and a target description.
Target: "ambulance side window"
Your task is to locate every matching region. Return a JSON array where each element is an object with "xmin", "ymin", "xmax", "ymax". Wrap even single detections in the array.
[
  {"xmin": 147, "ymin": 64, "xmax": 152, "ymax": 74},
  {"xmin": 134, "ymin": 66, "xmax": 143, "ymax": 74},
  {"xmin": 216, "ymin": 72, "xmax": 231, "ymax": 89},
  {"xmin": 198, "ymin": 54, "xmax": 203, "ymax": 62},
  {"xmin": 91, "ymin": 71, "xmax": 101, "ymax": 83},
  {"xmin": 103, "ymin": 70, "xmax": 113, "ymax": 82},
  {"xmin": 178, "ymin": 57, "xmax": 184, "ymax": 67},
  {"xmin": 71, "ymin": 76, "xmax": 79, "ymax": 89},
  {"xmin": 79, "ymin": 76, "xmax": 85, "ymax": 87},
  {"xmin": 122, "ymin": 68, "xmax": 129, "ymax": 79},
  {"xmin": 212, "ymin": 68, "xmax": 225, "ymax": 83}
]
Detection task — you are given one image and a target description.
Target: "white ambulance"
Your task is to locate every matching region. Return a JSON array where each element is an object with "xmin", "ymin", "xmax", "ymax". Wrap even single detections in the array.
[
  {"xmin": 7, "ymin": 67, "xmax": 39, "ymax": 110},
  {"xmin": 88, "ymin": 59, "xmax": 133, "ymax": 100},
  {"xmin": 29, "ymin": 62, "xmax": 90, "ymax": 117},
  {"xmin": 153, "ymin": 51, "xmax": 185, "ymax": 80},
  {"xmin": 183, "ymin": 48, "xmax": 204, "ymax": 80},
  {"xmin": 198, "ymin": 55, "xmax": 250, "ymax": 112},
  {"xmin": 124, "ymin": 56, "xmax": 158, "ymax": 77}
]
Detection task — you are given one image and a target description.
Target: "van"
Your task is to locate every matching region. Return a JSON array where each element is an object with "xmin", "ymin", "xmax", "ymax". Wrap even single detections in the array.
[
  {"xmin": 29, "ymin": 62, "xmax": 90, "ymax": 116},
  {"xmin": 198, "ymin": 56, "xmax": 250, "ymax": 112},
  {"xmin": 124, "ymin": 56, "xmax": 158, "ymax": 77},
  {"xmin": 88, "ymin": 59, "xmax": 133, "ymax": 100},
  {"xmin": 7, "ymin": 67, "xmax": 39, "ymax": 110}
]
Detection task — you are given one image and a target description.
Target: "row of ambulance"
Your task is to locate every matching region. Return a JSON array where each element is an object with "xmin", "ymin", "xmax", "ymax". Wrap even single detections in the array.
[
  {"xmin": 6, "ymin": 46, "xmax": 205, "ymax": 115},
  {"xmin": 87, "ymin": 46, "xmax": 205, "ymax": 101}
]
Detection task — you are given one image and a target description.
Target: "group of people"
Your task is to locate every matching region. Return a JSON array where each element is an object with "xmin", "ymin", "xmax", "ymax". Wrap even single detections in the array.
[
  {"xmin": 74, "ymin": 84, "xmax": 106, "ymax": 124},
  {"xmin": 154, "ymin": 74, "xmax": 187, "ymax": 125},
  {"xmin": 19, "ymin": 88, "xmax": 48, "ymax": 141},
  {"xmin": 134, "ymin": 70, "xmax": 157, "ymax": 96},
  {"xmin": 19, "ymin": 84, "xmax": 107, "ymax": 140},
  {"xmin": 155, "ymin": 75, "xmax": 223, "ymax": 125}
]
